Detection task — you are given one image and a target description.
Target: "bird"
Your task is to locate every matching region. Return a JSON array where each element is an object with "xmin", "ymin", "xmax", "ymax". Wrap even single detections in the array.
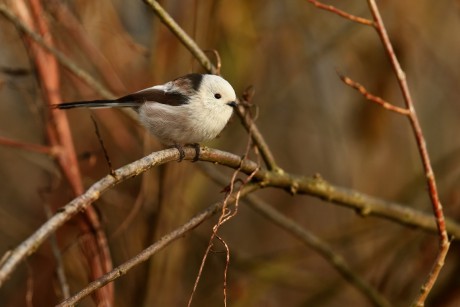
[{"xmin": 54, "ymin": 73, "xmax": 238, "ymax": 161}]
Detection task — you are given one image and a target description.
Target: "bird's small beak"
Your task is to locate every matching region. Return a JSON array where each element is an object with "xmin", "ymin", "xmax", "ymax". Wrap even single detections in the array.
[{"xmin": 227, "ymin": 101, "xmax": 237, "ymax": 108}]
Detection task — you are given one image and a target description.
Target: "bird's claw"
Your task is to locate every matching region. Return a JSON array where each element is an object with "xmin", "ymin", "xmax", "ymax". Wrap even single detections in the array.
[
  {"xmin": 174, "ymin": 144, "xmax": 185, "ymax": 162},
  {"xmin": 191, "ymin": 143, "xmax": 200, "ymax": 162}
]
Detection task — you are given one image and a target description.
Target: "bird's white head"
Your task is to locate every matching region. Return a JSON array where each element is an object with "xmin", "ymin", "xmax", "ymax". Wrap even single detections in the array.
[{"xmin": 197, "ymin": 74, "xmax": 237, "ymax": 109}]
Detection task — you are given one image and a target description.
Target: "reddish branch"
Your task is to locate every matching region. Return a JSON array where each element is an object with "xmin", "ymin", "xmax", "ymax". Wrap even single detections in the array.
[
  {"xmin": 338, "ymin": 73, "xmax": 410, "ymax": 115},
  {"xmin": 365, "ymin": 1, "xmax": 450, "ymax": 305},
  {"xmin": 11, "ymin": 1, "xmax": 114, "ymax": 305},
  {"xmin": 305, "ymin": 0, "xmax": 374, "ymax": 26},
  {"xmin": 310, "ymin": 0, "xmax": 450, "ymax": 304},
  {"xmin": 0, "ymin": 135, "xmax": 57, "ymax": 155}
]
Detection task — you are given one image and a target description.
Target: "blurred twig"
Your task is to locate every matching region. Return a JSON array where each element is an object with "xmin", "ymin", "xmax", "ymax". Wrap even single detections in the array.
[
  {"xmin": 9, "ymin": 1, "xmax": 114, "ymax": 304},
  {"xmin": 0, "ymin": 135, "xmax": 57, "ymax": 156},
  {"xmin": 44, "ymin": 205, "xmax": 70, "ymax": 300},
  {"xmin": 337, "ymin": 72, "xmax": 410, "ymax": 115},
  {"xmin": 0, "ymin": 3, "xmax": 115, "ymax": 100},
  {"xmin": 143, "ymin": 0, "xmax": 217, "ymax": 74},
  {"xmin": 236, "ymin": 88, "xmax": 281, "ymax": 172},
  {"xmin": 48, "ymin": 0, "xmax": 127, "ymax": 94},
  {"xmin": 247, "ymin": 196, "xmax": 390, "ymax": 307}
]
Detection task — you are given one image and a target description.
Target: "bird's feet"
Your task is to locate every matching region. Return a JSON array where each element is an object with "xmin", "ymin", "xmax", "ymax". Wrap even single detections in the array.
[
  {"xmin": 191, "ymin": 143, "xmax": 200, "ymax": 162},
  {"xmin": 173, "ymin": 144, "xmax": 185, "ymax": 162},
  {"xmin": 173, "ymin": 143, "xmax": 200, "ymax": 162}
]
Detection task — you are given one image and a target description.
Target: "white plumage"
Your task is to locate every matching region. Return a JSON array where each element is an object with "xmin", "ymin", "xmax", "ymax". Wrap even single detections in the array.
[{"xmin": 56, "ymin": 74, "xmax": 237, "ymax": 158}]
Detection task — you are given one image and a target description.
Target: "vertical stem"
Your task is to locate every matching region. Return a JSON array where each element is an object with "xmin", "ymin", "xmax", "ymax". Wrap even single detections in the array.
[{"xmin": 366, "ymin": 1, "xmax": 450, "ymax": 305}]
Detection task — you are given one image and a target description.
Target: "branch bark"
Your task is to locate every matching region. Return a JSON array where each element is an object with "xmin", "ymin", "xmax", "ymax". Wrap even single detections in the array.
[{"xmin": 1, "ymin": 147, "xmax": 459, "ymax": 290}]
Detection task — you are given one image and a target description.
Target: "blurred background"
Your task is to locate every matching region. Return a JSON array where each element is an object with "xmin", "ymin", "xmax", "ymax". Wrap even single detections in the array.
[{"xmin": 1, "ymin": 0, "xmax": 460, "ymax": 306}]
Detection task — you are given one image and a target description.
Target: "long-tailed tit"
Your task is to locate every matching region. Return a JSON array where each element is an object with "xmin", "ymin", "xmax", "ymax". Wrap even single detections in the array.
[{"xmin": 55, "ymin": 74, "xmax": 237, "ymax": 160}]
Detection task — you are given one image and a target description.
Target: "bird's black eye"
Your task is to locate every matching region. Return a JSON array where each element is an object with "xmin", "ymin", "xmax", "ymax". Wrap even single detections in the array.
[{"xmin": 214, "ymin": 93, "xmax": 222, "ymax": 99}]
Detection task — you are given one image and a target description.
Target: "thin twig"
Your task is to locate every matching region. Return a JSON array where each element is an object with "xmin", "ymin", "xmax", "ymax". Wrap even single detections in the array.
[
  {"xmin": 188, "ymin": 120, "xmax": 260, "ymax": 306},
  {"xmin": 44, "ymin": 205, "xmax": 70, "ymax": 299},
  {"xmin": 143, "ymin": 0, "xmax": 217, "ymax": 74},
  {"xmin": 0, "ymin": 135, "xmax": 58, "ymax": 156},
  {"xmin": 305, "ymin": 0, "xmax": 375, "ymax": 26},
  {"xmin": 338, "ymin": 73, "xmax": 410, "ymax": 115},
  {"xmin": 47, "ymin": 0, "xmax": 127, "ymax": 94},
  {"xmin": 216, "ymin": 234, "xmax": 230, "ymax": 307},
  {"xmin": 365, "ymin": 1, "xmax": 450, "ymax": 305},
  {"xmin": 90, "ymin": 115, "xmax": 115, "ymax": 176},
  {"xmin": 200, "ymin": 164, "xmax": 390, "ymax": 306},
  {"xmin": 57, "ymin": 184, "xmax": 259, "ymax": 306},
  {"xmin": 235, "ymin": 86, "xmax": 281, "ymax": 172},
  {"xmin": 188, "ymin": 159, "xmax": 255, "ymax": 307}
]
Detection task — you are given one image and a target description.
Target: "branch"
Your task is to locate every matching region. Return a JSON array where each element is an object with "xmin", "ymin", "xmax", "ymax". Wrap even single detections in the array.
[
  {"xmin": 245, "ymin": 195, "xmax": 391, "ymax": 307},
  {"xmin": 366, "ymin": 1, "xmax": 450, "ymax": 305},
  {"xmin": 11, "ymin": 0, "xmax": 114, "ymax": 304},
  {"xmin": 305, "ymin": 0, "xmax": 374, "ymax": 26},
  {"xmin": 200, "ymin": 164, "xmax": 390, "ymax": 307},
  {"xmin": 235, "ymin": 97, "xmax": 281, "ymax": 172},
  {"xmin": 338, "ymin": 73, "xmax": 410, "ymax": 115},
  {"xmin": 2, "ymin": 147, "xmax": 460, "ymax": 289},
  {"xmin": 143, "ymin": 0, "xmax": 217, "ymax": 74},
  {"xmin": 57, "ymin": 184, "xmax": 259, "ymax": 306},
  {"xmin": 0, "ymin": 135, "xmax": 57, "ymax": 156}
]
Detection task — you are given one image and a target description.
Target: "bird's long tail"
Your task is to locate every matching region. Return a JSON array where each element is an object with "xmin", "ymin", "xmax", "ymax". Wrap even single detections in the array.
[{"xmin": 52, "ymin": 99, "xmax": 140, "ymax": 109}]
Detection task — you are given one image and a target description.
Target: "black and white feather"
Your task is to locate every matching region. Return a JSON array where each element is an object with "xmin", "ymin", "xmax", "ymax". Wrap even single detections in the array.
[{"xmin": 55, "ymin": 74, "xmax": 237, "ymax": 146}]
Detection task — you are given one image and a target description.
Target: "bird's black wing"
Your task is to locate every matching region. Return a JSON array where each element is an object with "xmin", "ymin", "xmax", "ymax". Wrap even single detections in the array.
[
  {"xmin": 118, "ymin": 87, "xmax": 190, "ymax": 107},
  {"xmin": 54, "ymin": 87, "xmax": 189, "ymax": 109}
]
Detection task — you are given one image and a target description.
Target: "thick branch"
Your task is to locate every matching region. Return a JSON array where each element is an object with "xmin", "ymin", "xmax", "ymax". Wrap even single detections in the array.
[{"xmin": 1, "ymin": 147, "xmax": 460, "ymax": 289}]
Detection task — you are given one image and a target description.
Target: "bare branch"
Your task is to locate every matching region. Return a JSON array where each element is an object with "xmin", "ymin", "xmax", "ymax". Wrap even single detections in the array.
[
  {"xmin": 246, "ymin": 195, "xmax": 391, "ymax": 307},
  {"xmin": 44, "ymin": 205, "xmax": 70, "ymax": 300},
  {"xmin": 235, "ymin": 90, "xmax": 281, "ymax": 172},
  {"xmin": 143, "ymin": 0, "xmax": 217, "ymax": 74},
  {"xmin": 57, "ymin": 183, "xmax": 258, "ymax": 306},
  {"xmin": 10, "ymin": 0, "xmax": 114, "ymax": 304},
  {"xmin": 0, "ymin": 135, "xmax": 57, "ymax": 156},
  {"xmin": 338, "ymin": 73, "xmax": 410, "ymax": 115},
  {"xmin": 1, "ymin": 146, "xmax": 460, "ymax": 299},
  {"xmin": 366, "ymin": 1, "xmax": 450, "ymax": 304},
  {"xmin": 305, "ymin": 0, "xmax": 374, "ymax": 26},
  {"xmin": 201, "ymin": 164, "xmax": 390, "ymax": 307}
]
